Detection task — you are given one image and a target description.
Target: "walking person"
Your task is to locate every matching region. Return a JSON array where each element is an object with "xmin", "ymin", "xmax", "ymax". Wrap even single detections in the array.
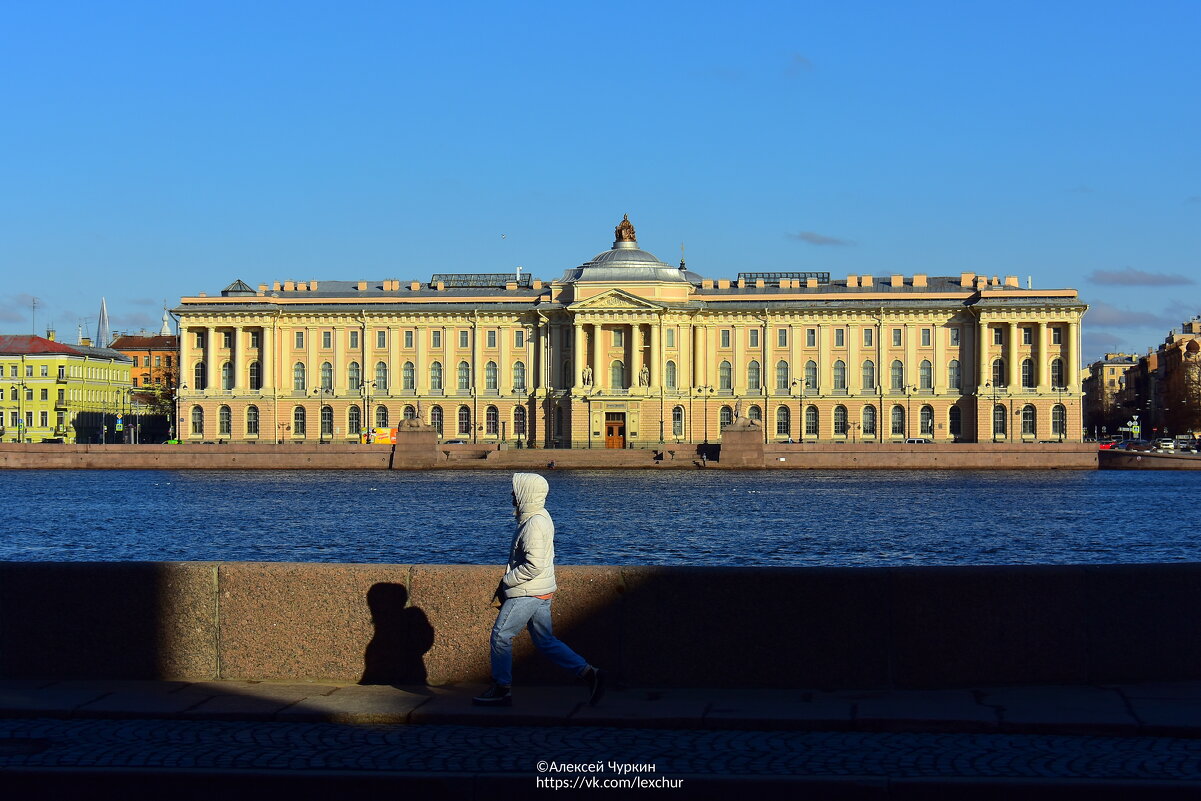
[{"xmin": 473, "ymin": 473, "xmax": 605, "ymax": 707}]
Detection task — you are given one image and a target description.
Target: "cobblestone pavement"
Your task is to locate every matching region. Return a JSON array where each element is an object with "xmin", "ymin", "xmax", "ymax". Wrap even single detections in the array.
[{"xmin": 4, "ymin": 717, "xmax": 1201, "ymax": 781}]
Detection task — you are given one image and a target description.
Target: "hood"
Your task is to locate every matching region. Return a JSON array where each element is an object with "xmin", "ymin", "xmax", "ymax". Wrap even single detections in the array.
[{"xmin": 512, "ymin": 473, "xmax": 549, "ymax": 520}]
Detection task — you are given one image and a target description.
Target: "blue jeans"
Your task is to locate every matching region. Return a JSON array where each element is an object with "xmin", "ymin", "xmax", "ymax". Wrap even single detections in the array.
[{"xmin": 490, "ymin": 595, "xmax": 588, "ymax": 686}]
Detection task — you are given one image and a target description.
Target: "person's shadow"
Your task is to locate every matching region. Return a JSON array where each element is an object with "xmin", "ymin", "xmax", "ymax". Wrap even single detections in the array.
[{"xmin": 360, "ymin": 582, "xmax": 434, "ymax": 686}]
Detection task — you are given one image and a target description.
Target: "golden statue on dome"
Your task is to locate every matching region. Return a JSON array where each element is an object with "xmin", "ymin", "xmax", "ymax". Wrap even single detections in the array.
[{"xmin": 615, "ymin": 214, "xmax": 637, "ymax": 242}]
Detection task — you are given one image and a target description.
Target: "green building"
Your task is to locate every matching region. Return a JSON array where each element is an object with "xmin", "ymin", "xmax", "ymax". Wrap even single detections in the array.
[{"xmin": 0, "ymin": 333, "xmax": 134, "ymax": 443}]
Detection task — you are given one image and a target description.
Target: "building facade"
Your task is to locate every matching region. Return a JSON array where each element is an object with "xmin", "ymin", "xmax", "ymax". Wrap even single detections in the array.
[
  {"xmin": 174, "ymin": 218, "xmax": 1087, "ymax": 446},
  {"xmin": 0, "ymin": 333, "xmax": 133, "ymax": 443},
  {"xmin": 111, "ymin": 327, "xmax": 180, "ymax": 443}
]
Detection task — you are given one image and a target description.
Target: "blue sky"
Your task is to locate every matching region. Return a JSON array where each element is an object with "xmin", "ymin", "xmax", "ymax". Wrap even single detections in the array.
[{"xmin": 1, "ymin": 1, "xmax": 1197, "ymax": 363}]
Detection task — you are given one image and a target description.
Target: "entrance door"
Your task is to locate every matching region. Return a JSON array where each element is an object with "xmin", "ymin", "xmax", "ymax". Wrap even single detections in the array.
[{"xmin": 604, "ymin": 412, "xmax": 626, "ymax": 448}]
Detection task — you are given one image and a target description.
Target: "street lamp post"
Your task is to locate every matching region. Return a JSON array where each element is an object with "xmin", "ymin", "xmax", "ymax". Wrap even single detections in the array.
[
  {"xmin": 696, "ymin": 385, "xmax": 714, "ymax": 443},
  {"xmin": 176, "ymin": 382, "xmax": 187, "ymax": 442},
  {"xmin": 985, "ymin": 381, "xmax": 1000, "ymax": 441},
  {"xmin": 359, "ymin": 380, "xmax": 376, "ymax": 442},
  {"xmin": 791, "ymin": 378, "xmax": 811, "ymax": 443},
  {"xmin": 312, "ymin": 386, "xmax": 334, "ymax": 443}
]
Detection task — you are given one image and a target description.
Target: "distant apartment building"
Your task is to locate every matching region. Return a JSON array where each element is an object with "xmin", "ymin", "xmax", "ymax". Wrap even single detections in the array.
[
  {"xmin": 0, "ymin": 332, "xmax": 133, "ymax": 443},
  {"xmin": 110, "ymin": 317, "xmax": 179, "ymax": 442}
]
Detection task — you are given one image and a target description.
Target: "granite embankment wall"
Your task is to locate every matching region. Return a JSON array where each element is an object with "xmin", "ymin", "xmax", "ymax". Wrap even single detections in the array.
[
  {"xmin": 0, "ymin": 442, "xmax": 1097, "ymax": 469},
  {"xmin": 1, "ymin": 562, "xmax": 1194, "ymax": 689}
]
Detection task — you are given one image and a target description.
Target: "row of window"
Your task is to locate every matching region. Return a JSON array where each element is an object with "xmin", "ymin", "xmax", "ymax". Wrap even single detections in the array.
[
  {"xmin": 4, "ymin": 364, "xmax": 121, "ymax": 380},
  {"xmin": 7, "ymin": 410, "xmax": 63, "ymax": 428},
  {"xmin": 130, "ymin": 355, "xmax": 172, "ymax": 368},
  {"xmin": 6, "ymin": 387, "xmax": 124, "ymax": 404},
  {"xmin": 191, "ymin": 360, "xmax": 531, "ymax": 392},
  {"xmin": 196, "ymin": 329, "xmax": 530, "ymax": 352},
  {"xmin": 190, "ymin": 404, "xmax": 529, "ymax": 438}
]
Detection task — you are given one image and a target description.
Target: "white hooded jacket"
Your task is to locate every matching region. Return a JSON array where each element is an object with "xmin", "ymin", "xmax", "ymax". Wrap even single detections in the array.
[{"xmin": 500, "ymin": 473, "xmax": 557, "ymax": 598}]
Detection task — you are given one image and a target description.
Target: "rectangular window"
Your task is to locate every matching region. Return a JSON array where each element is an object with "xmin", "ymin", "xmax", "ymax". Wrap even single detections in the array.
[
  {"xmin": 720, "ymin": 330, "xmax": 731, "ymax": 348},
  {"xmin": 40, "ymin": 411, "xmax": 48, "ymax": 427},
  {"xmin": 1052, "ymin": 327, "xmax": 1063, "ymax": 345},
  {"xmin": 834, "ymin": 329, "xmax": 845, "ymax": 348},
  {"xmin": 322, "ymin": 331, "xmax": 332, "ymax": 349},
  {"xmin": 57, "ymin": 389, "xmax": 64, "ymax": 402},
  {"xmin": 864, "ymin": 328, "xmax": 873, "ymax": 347},
  {"xmin": 196, "ymin": 332, "xmax": 205, "ymax": 348},
  {"xmin": 949, "ymin": 328, "xmax": 961, "ymax": 347},
  {"xmin": 459, "ymin": 330, "xmax": 469, "ymax": 348},
  {"xmin": 1022, "ymin": 327, "xmax": 1033, "ymax": 345},
  {"xmin": 432, "ymin": 330, "xmax": 442, "ymax": 348},
  {"xmin": 58, "ymin": 366, "xmax": 65, "ymax": 379},
  {"xmin": 666, "ymin": 328, "xmax": 676, "ymax": 348},
  {"xmin": 166, "ymin": 356, "xmax": 172, "ymax": 367},
  {"xmin": 612, "ymin": 328, "xmax": 624, "ymax": 347},
  {"xmin": 294, "ymin": 331, "xmax": 304, "ymax": 349},
  {"xmin": 223, "ymin": 331, "xmax": 233, "ymax": 348},
  {"xmin": 921, "ymin": 329, "xmax": 931, "ymax": 347},
  {"xmin": 777, "ymin": 328, "xmax": 788, "ymax": 348},
  {"xmin": 348, "ymin": 330, "xmax": 359, "ymax": 350},
  {"xmin": 377, "ymin": 330, "xmax": 388, "ymax": 349},
  {"xmin": 249, "ymin": 331, "xmax": 260, "ymax": 348},
  {"xmin": 404, "ymin": 330, "xmax": 414, "ymax": 349},
  {"xmin": 514, "ymin": 330, "xmax": 524, "ymax": 349},
  {"xmin": 57, "ymin": 412, "xmax": 65, "ymax": 427},
  {"xmin": 487, "ymin": 330, "xmax": 497, "ymax": 349},
  {"xmin": 40, "ymin": 365, "xmax": 48, "ymax": 377},
  {"xmin": 26, "ymin": 365, "xmax": 32, "ymax": 377},
  {"xmin": 892, "ymin": 329, "xmax": 902, "ymax": 347},
  {"xmin": 749, "ymin": 329, "xmax": 759, "ymax": 348},
  {"xmin": 806, "ymin": 329, "xmax": 816, "ymax": 347},
  {"xmin": 993, "ymin": 328, "xmax": 1003, "ymax": 345},
  {"xmin": 39, "ymin": 389, "xmax": 48, "ymax": 400},
  {"xmin": 134, "ymin": 377, "xmax": 140, "ymax": 387},
  {"xmin": 132, "ymin": 356, "xmax": 140, "ymax": 367}
]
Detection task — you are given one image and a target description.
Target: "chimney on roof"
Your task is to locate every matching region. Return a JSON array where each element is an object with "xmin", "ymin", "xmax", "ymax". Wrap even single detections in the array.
[
  {"xmin": 960, "ymin": 272, "xmax": 975, "ymax": 287},
  {"xmin": 913, "ymin": 274, "xmax": 928, "ymax": 287},
  {"xmin": 846, "ymin": 275, "xmax": 859, "ymax": 288},
  {"xmin": 890, "ymin": 274, "xmax": 904, "ymax": 288},
  {"xmin": 46, "ymin": 328, "xmax": 56, "ymax": 342}
]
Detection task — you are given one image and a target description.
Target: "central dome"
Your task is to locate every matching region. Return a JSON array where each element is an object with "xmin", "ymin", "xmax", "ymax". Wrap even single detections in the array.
[{"xmin": 559, "ymin": 216, "xmax": 691, "ymax": 283}]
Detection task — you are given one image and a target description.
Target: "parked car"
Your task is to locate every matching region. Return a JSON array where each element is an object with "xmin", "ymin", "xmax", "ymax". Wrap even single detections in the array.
[
  {"xmin": 903, "ymin": 438, "xmax": 932, "ymax": 444},
  {"xmin": 1152, "ymin": 438, "xmax": 1176, "ymax": 451},
  {"xmin": 1097, "ymin": 439, "xmax": 1119, "ymax": 450},
  {"xmin": 442, "ymin": 439, "xmax": 468, "ymax": 445},
  {"xmin": 1112, "ymin": 439, "xmax": 1153, "ymax": 451}
]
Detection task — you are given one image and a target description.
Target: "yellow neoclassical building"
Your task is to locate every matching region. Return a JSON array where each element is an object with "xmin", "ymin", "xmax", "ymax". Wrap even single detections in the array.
[{"xmin": 174, "ymin": 217, "xmax": 1087, "ymax": 446}]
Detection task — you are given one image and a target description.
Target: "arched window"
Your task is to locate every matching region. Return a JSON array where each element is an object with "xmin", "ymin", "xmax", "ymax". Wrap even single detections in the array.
[
  {"xmin": 190, "ymin": 405, "xmax": 204, "ymax": 435},
  {"xmin": 719, "ymin": 405, "xmax": 733, "ymax": 429},
  {"xmin": 348, "ymin": 405, "xmax": 361, "ymax": 435},
  {"xmin": 293, "ymin": 406, "xmax": 306, "ymax": 437},
  {"xmin": 249, "ymin": 361, "xmax": 262, "ymax": 391},
  {"xmin": 862, "ymin": 405, "xmax": 877, "ymax": 436},
  {"xmin": 719, "ymin": 361, "xmax": 732, "ymax": 390},
  {"xmin": 949, "ymin": 405, "xmax": 962, "ymax": 437},
  {"xmin": 457, "ymin": 361, "xmax": 470, "ymax": 391},
  {"xmin": 891, "ymin": 405, "xmax": 905, "ymax": 436},
  {"xmin": 992, "ymin": 358, "xmax": 1006, "ymax": 387},
  {"xmin": 805, "ymin": 360, "xmax": 818, "ymax": 390},
  {"xmin": 430, "ymin": 405, "xmax": 443, "ymax": 435},
  {"xmin": 221, "ymin": 362, "xmax": 233, "ymax": 390},
  {"xmin": 1022, "ymin": 404, "xmax": 1036, "ymax": 436},
  {"xmin": 402, "ymin": 361, "xmax": 415, "ymax": 391},
  {"xmin": 513, "ymin": 361, "xmax": 526, "ymax": 391},
  {"xmin": 672, "ymin": 406, "xmax": 685, "ymax": 438},
  {"xmin": 665, "ymin": 360, "xmax": 678, "ymax": 389},
  {"xmin": 833, "ymin": 360, "xmax": 846, "ymax": 391},
  {"xmin": 315, "ymin": 361, "xmax": 330, "ymax": 391},
  {"xmin": 486, "ymin": 405, "xmax": 499, "ymax": 435},
  {"xmin": 218, "ymin": 405, "xmax": 231, "ymax": 436},
  {"xmin": 1021, "ymin": 358, "xmax": 1034, "ymax": 388},
  {"xmin": 610, "ymin": 360, "xmax": 625, "ymax": 389},
  {"xmin": 293, "ymin": 362, "xmax": 306, "ymax": 391},
  {"xmin": 457, "ymin": 406, "xmax": 471, "ymax": 435},
  {"xmin": 348, "ymin": 361, "xmax": 361, "ymax": 391},
  {"xmin": 1051, "ymin": 358, "xmax": 1065, "ymax": 388},
  {"xmin": 776, "ymin": 361, "xmax": 790, "ymax": 391},
  {"xmin": 920, "ymin": 405, "xmax": 934, "ymax": 437},
  {"xmin": 321, "ymin": 405, "xmax": 333, "ymax": 437},
  {"xmin": 485, "ymin": 361, "xmax": 498, "ymax": 391},
  {"xmin": 805, "ymin": 405, "xmax": 819, "ymax": 437},
  {"xmin": 919, "ymin": 360, "xmax": 932, "ymax": 390},
  {"xmin": 862, "ymin": 360, "xmax": 876, "ymax": 391},
  {"xmin": 748, "ymin": 405, "xmax": 762, "ymax": 422},
  {"xmin": 403, "ymin": 405, "xmax": 416, "ymax": 419},
  {"xmin": 375, "ymin": 361, "xmax": 389, "ymax": 391},
  {"xmin": 514, "ymin": 406, "xmax": 527, "ymax": 436},
  {"xmin": 375, "ymin": 405, "xmax": 389, "ymax": 428},
  {"xmin": 776, "ymin": 406, "xmax": 791, "ymax": 437},
  {"xmin": 948, "ymin": 359, "xmax": 960, "ymax": 390},
  {"xmin": 747, "ymin": 360, "xmax": 761, "ymax": 391},
  {"xmin": 993, "ymin": 404, "xmax": 1007, "ymax": 437},
  {"xmin": 194, "ymin": 362, "xmax": 207, "ymax": 390},
  {"xmin": 430, "ymin": 361, "xmax": 443, "ymax": 391},
  {"xmin": 834, "ymin": 405, "xmax": 848, "ymax": 436},
  {"xmin": 891, "ymin": 360, "xmax": 904, "ymax": 391},
  {"xmin": 246, "ymin": 405, "xmax": 260, "ymax": 436},
  {"xmin": 1052, "ymin": 404, "xmax": 1066, "ymax": 438}
]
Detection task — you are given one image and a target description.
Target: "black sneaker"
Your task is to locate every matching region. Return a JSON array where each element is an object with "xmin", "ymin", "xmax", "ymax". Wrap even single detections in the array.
[
  {"xmin": 472, "ymin": 683, "xmax": 512, "ymax": 706},
  {"xmin": 584, "ymin": 667, "xmax": 606, "ymax": 707}
]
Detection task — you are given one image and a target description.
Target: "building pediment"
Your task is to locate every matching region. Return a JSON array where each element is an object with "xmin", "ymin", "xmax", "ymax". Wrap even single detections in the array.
[{"xmin": 568, "ymin": 290, "xmax": 663, "ymax": 312}]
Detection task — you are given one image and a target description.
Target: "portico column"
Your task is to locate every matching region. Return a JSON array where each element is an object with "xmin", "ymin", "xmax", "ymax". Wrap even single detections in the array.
[
  {"xmin": 818, "ymin": 323, "xmax": 831, "ymax": 391},
  {"xmin": 231, "ymin": 327, "xmax": 242, "ymax": 392},
  {"xmin": 592, "ymin": 322, "xmax": 603, "ymax": 390},
  {"xmin": 414, "ymin": 324, "xmax": 426, "ymax": 395},
  {"xmin": 262, "ymin": 326, "xmax": 275, "ymax": 392},
  {"xmin": 1036, "ymin": 322, "xmax": 1049, "ymax": 391},
  {"xmin": 692, "ymin": 323, "xmax": 704, "ymax": 386},
  {"xmin": 977, "ymin": 319, "xmax": 989, "ymax": 388},
  {"xmin": 706, "ymin": 327, "xmax": 717, "ymax": 388},
  {"xmin": 499, "ymin": 323, "xmax": 509, "ymax": 395},
  {"xmin": 334, "ymin": 325, "xmax": 346, "ymax": 395},
  {"xmin": 573, "ymin": 323, "xmax": 584, "ymax": 389},
  {"xmin": 848, "ymin": 321, "xmax": 860, "ymax": 394},
  {"xmin": 1068, "ymin": 321, "xmax": 1080, "ymax": 392},
  {"xmin": 650, "ymin": 320, "xmax": 661, "ymax": 389},
  {"xmin": 205, "ymin": 326, "xmax": 218, "ymax": 393},
  {"xmin": 932, "ymin": 325, "xmax": 945, "ymax": 395},
  {"xmin": 1007, "ymin": 322, "xmax": 1019, "ymax": 389},
  {"xmin": 631, "ymin": 323, "xmax": 642, "ymax": 390},
  {"xmin": 732, "ymin": 326, "xmax": 743, "ymax": 394}
]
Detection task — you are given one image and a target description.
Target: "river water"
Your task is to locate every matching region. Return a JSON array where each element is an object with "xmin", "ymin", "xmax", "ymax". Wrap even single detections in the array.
[{"xmin": 4, "ymin": 469, "xmax": 1197, "ymax": 566}]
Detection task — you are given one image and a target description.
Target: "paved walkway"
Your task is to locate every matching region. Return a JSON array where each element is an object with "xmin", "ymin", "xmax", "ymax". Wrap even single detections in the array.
[{"xmin": 5, "ymin": 679, "xmax": 1201, "ymax": 797}]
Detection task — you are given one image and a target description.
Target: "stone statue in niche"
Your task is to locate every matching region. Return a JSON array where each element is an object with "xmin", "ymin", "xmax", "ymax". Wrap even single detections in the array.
[
  {"xmin": 638, "ymin": 365, "xmax": 650, "ymax": 387},
  {"xmin": 582, "ymin": 365, "xmax": 593, "ymax": 386},
  {"xmin": 615, "ymin": 214, "xmax": 637, "ymax": 242}
]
